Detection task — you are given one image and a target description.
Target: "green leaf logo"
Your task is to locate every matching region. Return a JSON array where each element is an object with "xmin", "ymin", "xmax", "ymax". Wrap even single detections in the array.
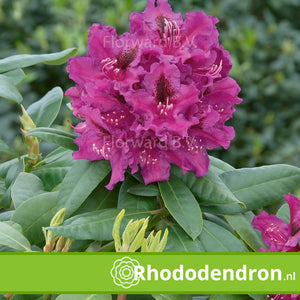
[{"xmin": 110, "ymin": 256, "xmax": 141, "ymax": 289}]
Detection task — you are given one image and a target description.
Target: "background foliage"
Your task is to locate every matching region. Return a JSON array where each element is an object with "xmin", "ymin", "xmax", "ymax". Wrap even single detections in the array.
[
  {"xmin": 1, "ymin": 0, "xmax": 300, "ymax": 167},
  {"xmin": 1, "ymin": 1, "xmax": 300, "ymax": 299}
]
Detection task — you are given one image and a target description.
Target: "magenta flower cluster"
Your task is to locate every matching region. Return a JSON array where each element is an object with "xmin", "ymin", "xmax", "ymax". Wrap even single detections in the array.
[
  {"xmin": 66, "ymin": 0, "xmax": 242, "ymax": 189},
  {"xmin": 252, "ymin": 194, "xmax": 300, "ymax": 300},
  {"xmin": 252, "ymin": 194, "xmax": 300, "ymax": 253}
]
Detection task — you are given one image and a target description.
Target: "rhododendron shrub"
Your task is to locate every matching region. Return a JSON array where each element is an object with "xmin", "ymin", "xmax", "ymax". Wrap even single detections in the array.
[
  {"xmin": 66, "ymin": 0, "xmax": 242, "ymax": 189},
  {"xmin": 0, "ymin": 0, "xmax": 300, "ymax": 299}
]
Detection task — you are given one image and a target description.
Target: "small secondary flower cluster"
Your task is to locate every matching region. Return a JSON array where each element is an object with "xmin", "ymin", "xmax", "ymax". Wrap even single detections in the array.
[
  {"xmin": 66, "ymin": 0, "xmax": 242, "ymax": 189},
  {"xmin": 252, "ymin": 194, "xmax": 300, "ymax": 300}
]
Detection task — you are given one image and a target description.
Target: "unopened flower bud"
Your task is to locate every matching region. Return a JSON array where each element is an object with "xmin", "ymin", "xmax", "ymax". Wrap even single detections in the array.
[
  {"xmin": 112, "ymin": 209, "xmax": 151, "ymax": 252},
  {"xmin": 50, "ymin": 208, "xmax": 66, "ymax": 227},
  {"xmin": 112, "ymin": 209, "xmax": 125, "ymax": 252},
  {"xmin": 55, "ymin": 236, "xmax": 67, "ymax": 252},
  {"xmin": 141, "ymin": 228, "xmax": 168, "ymax": 252},
  {"xmin": 61, "ymin": 238, "xmax": 74, "ymax": 252},
  {"xmin": 19, "ymin": 105, "xmax": 35, "ymax": 132},
  {"xmin": 43, "ymin": 208, "xmax": 66, "ymax": 252}
]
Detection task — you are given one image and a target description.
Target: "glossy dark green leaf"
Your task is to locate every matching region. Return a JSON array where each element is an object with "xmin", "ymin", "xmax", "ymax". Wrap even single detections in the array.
[
  {"xmin": 57, "ymin": 160, "xmax": 111, "ymax": 218},
  {"xmin": 11, "ymin": 191, "xmax": 59, "ymax": 244},
  {"xmin": 224, "ymin": 212, "xmax": 265, "ymax": 251},
  {"xmin": 46, "ymin": 208, "xmax": 151, "ymax": 241},
  {"xmin": 33, "ymin": 149, "xmax": 73, "ymax": 191},
  {"xmin": 118, "ymin": 176, "xmax": 157, "ymax": 211},
  {"xmin": 0, "ymin": 74, "xmax": 23, "ymax": 103},
  {"xmin": 220, "ymin": 164, "xmax": 300, "ymax": 211},
  {"xmin": 0, "ymin": 48, "xmax": 77, "ymax": 72},
  {"xmin": 171, "ymin": 165, "xmax": 242, "ymax": 206},
  {"xmin": 127, "ymin": 183, "xmax": 160, "ymax": 197},
  {"xmin": 26, "ymin": 127, "xmax": 78, "ymax": 151},
  {"xmin": 203, "ymin": 213, "xmax": 234, "ymax": 233},
  {"xmin": 198, "ymin": 220, "xmax": 248, "ymax": 252},
  {"xmin": 159, "ymin": 175, "xmax": 203, "ymax": 240},
  {"xmin": 74, "ymin": 175, "xmax": 119, "ymax": 215},
  {"xmin": 27, "ymin": 87, "xmax": 63, "ymax": 127},
  {"xmin": 164, "ymin": 226, "xmax": 205, "ymax": 252},
  {"xmin": 3, "ymin": 68, "xmax": 25, "ymax": 85},
  {"xmin": 11, "ymin": 172, "xmax": 45, "ymax": 208},
  {"xmin": 0, "ymin": 221, "xmax": 31, "ymax": 251}
]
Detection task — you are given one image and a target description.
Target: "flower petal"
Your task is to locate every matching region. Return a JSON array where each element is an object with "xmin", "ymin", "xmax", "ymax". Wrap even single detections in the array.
[{"xmin": 252, "ymin": 211, "xmax": 289, "ymax": 251}]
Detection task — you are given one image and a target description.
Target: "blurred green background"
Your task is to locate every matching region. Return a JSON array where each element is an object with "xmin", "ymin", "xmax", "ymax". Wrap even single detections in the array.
[{"xmin": 0, "ymin": 0, "xmax": 300, "ymax": 168}]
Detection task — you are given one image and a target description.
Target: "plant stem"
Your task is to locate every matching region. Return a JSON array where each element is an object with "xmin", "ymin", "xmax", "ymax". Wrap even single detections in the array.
[
  {"xmin": 117, "ymin": 295, "xmax": 127, "ymax": 300},
  {"xmin": 97, "ymin": 241, "xmax": 115, "ymax": 252},
  {"xmin": 43, "ymin": 294, "xmax": 52, "ymax": 300},
  {"xmin": 150, "ymin": 207, "xmax": 167, "ymax": 215}
]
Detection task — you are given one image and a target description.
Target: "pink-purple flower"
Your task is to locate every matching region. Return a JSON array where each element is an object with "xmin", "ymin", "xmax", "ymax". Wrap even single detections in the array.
[
  {"xmin": 66, "ymin": 0, "xmax": 242, "ymax": 189},
  {"xmin": 266, "ymin": 295, "xmax": 300, "ymax": 300},
  {"xmin": 252, "ymin": 194, "xmax": 300, "ymax": 300},
  {"xmin": 252, "ymin": 194, "xmax": 300, "ymax": 252}
]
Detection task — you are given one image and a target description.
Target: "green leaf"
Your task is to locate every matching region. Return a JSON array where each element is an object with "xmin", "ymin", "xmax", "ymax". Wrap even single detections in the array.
[
  {"xmin": 248, "ymin": 295, "xmax": 266, "ymax": 300},
  {"xmin": 164, "ymin": 226, "xmax": 205, "ymax": 252},
  {"xmin": 0, "ymin": 157, "xmax": 19, "ymax": 178},
  {"xmin": 210, "ymin": 295, "xmax": 252, "ymax": 300},
  {"xmin": 0, "ymin": 138, "xmax": 17, "ymax": 156},
  {"xmin": 0, "ymin": 48, "xmax": 77, "ymax": 72},
  {"xmin": 209, "ymin": 155, "xmax": 235, "ymax": 173},
  {"xmin": 11, "ymin": 191, "xmax": 59, "ymax": 244},
  {"xmin": 0, "ymin": 210, "xmax": 14, "ymax": 221},
  {"xmin": 57, "ymin": 160, "xmax": 111, "ymax": 218},
  {"xmin": 198, "ymin": 220, "xmax": 248, "ymax": 252},
  {"xmin": 11, "ymin": 296, "xmax": 42, "ymax": 300},
  {"xmin": 75, "ymin": 176, "xmax": 119, "ymax": 215},
  {"xmin": 220, "ymin": 164, "xmax": 300, "ymax": 211},
  {"xmin": 0, "ymin": 221, "xmax": 31, "ymax": 251},
  {"xmin": 201, "ymin": 203, "xmax": 244, "ymax": 215},
  {"xmin": 224, "ymin": 212, "xmax": 265, "ymax": 251},
  {"xmin": 46, "ymin": 208, "xmax": 151, "ymax": 241},
  {"xmin": 1, "ymin": 160, "xmax": 24, "ymax": 209},
  {"xmin": 32, "ymin": 149, "xmax": 73, "ymax": 191},
  {"xmin": 0, "ymin": 178, "xmax": 5, "ymax": 196},
  {"xmin": 3, "ymin": 68, "xmax": 25, "ymax": 85},
  {"xmin": 11, "ymin": 172, "xmax": 45, "ymax": 208},
  {"xmin": 203, "ymin": 213, "xmax": 234, "ymax": 233},
  {"xmin": 56, "ymin": 295, "xmax": 112, "ymax": 300},
  {"xmin": 276, "ymin": 203, "xmax": 290, "ymax": 223},
  {"xmin": 33, "ymin": 166, "xmax": 71, "ymax": 192},
  {"xmin": 118, "ymin": 176, "xmax": 157, "ymax": 211},
  {"xmin": 127, "ymin": 183, "xmax": 160, "ymax": 197},
  {"xmin": 171, "ymin": 165, "xmax": 242, "ymax": 206},
  {"xmin": 159, "ymin": 175, "xmax": 203, "ymax": 240},
  {"xmin": 0, "ymin": 74, "xmax": 23, "ymax": 103},
  {"xmin": 26, "ymin": 127, "xmax": 78, "ymax": 151},
  {"xmin": 27, "ymin": 87, "xmax": 63, "ymax": 127},
  {"xmin": 153, "ymin": 295, "xmax": 192, "ymax": 300}
]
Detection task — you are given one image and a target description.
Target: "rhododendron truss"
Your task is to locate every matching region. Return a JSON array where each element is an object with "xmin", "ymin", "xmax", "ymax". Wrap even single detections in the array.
[{"xmin": 66, "ymin": 0, "xmax": 242, "ymax": 189}]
